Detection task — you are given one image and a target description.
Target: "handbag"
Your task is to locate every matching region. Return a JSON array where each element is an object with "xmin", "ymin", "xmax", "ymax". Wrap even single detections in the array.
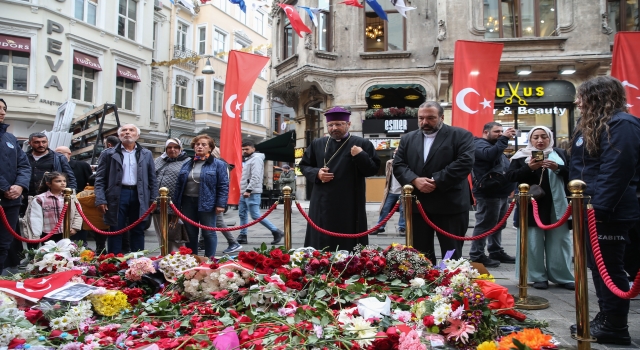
[
  {"xmin": 529, "ymin": 170, "xmax": 546, "ymax": 200},
  {"xmin": 167, "ymin": 215, "xmax": 190, "ymax": 243}
]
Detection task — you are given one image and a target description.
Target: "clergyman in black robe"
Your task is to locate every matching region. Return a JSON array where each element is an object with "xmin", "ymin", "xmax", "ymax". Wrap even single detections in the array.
[{"xmin": 299, "ymin": 106, "xmax": 381, "ymax": 252}]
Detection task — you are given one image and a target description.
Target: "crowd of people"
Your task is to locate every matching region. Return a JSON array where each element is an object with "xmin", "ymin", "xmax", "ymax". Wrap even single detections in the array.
[{"xmin": 0, "ymin": 76, "xmax": 638, "ymax": 345}]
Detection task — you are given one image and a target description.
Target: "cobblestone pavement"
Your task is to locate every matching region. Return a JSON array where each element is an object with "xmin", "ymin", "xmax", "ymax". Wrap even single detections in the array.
[{"xmin": 100, "ymin": 201, "xmax": 639, "ymax": 349}]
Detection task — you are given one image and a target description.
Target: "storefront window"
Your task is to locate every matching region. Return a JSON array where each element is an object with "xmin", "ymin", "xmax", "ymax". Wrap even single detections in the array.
[
  {"xmin": 607, "ymin": 0, "xmax": 639, "ymax": 41},
  {"xmin": 484, "ymin": 0, "xmax": 557, "ymax": 38}
]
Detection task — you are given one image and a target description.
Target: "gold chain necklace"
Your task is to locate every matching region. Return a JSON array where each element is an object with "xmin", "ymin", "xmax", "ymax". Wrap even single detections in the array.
[{"xmin": 323, "ymin": 134, "xmax": 352, "ymax": 168}]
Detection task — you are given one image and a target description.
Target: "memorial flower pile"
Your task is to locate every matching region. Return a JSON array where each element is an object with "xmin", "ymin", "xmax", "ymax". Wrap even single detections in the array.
[{"xmin": 0, "ymin": 242, "xmax": 551, "ymax": 349}]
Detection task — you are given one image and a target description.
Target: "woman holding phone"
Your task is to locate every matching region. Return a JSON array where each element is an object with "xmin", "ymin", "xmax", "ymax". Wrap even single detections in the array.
[{"xmin": 507, "ymin": 126, "xmax": 574, "ymax": 290}]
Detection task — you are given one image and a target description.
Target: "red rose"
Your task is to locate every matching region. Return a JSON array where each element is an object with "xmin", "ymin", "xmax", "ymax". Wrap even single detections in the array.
[
  {"xmin": 285, "ymin": 280, "xmax": 303, "ymax": 290},
  {"xmin": 179, "ymin": 246, "xmax": 193, "ymax": 255},
  {"xmin": 369, "ymin": 331, "xmax": 397, "ymax": 350},
  {"xmin": 319, "ymin": 258, "xmax": 329, "ymax": 267},
  {"xmin": 312, "ymin": 251, "xmax": 321, "ymax": 257},
  {"xmin": 288, "ymin": 267, "xmax": 303, "ymax": 280},
  {"xmin": 247, "ymin": 251, "xmax": 259, "ymax": 262},
  {"xmin": 255, "ymin": 254, "xmax": 266, "ymax": 264},
  {"xmin": 238, "ymin": 251, "xmax": 247, "ymax": 260},
  {"xmin": 8, "ymin": 338, "xmax": 26, "ymax": 348},
  {"xmin": 279, "ymin": 254, "xmax": 291, "ymax": 264},
  {"xmin": 270, "ymin": 249, "xmax": 283, "ymax": 260},
  {"xmin": 308, "ymin": 259, "xmax": 320, "ymax": 270},
  {"xmin": 423, "ymin": 315, "xmax": 435, "ymax": 327},
  {"xmin": 24, "ymin": 309, "xmax": 44, "ymax": 325}
]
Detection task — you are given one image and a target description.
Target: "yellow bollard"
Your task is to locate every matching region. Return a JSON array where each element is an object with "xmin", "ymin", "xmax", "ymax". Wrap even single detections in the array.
[
  {"xmin": 158, "ymin": 187, "xmax": 169, "ymax": 257},
  {"xmin": 402, "ymin": 185, "xmax": 414, "ymax": 247},
  {"xmin": 515, "ymin": 184, "xmax": 549, "ymax": 309},
  {"xmin": 282, "ymin": 186, "xmax": 292, "ymax": 250},
  {"xmin": 568, "ymin": 180, "xmax": 594, "ymax": 349},
  {"xmin": 63, "ymin": 188, "xmax": 73, "ymax": 239}
]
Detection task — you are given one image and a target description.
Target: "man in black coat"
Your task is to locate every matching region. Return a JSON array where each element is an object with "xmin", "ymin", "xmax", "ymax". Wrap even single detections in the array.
[
  {"xmin": 393, "ymin": 101, "xmax": 475, "ymax": 264},
  {"xmin": 0, "ymin": 98, "xmax": 31, "ymax": 273}
]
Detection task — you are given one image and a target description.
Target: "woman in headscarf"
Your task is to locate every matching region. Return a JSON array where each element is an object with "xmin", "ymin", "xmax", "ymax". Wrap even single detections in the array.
[
  {"xmin": 152, "ymin": 138, "xmax": 191, "ymax": 252},
  {"xmin": 507, "ymin": 126, "xmax": 574, "ymax": 290}
]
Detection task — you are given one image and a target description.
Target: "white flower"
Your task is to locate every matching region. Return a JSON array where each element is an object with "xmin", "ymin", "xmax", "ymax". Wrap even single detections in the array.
[
  {"xmin": 337, "ymin": 307, "xmax": 357, "ymax": 324},
  {"xmin": 433, "ymin": 303, "xmax": 453, "ymax": 325},
  {"xmin": 344, "ymin": 317, "xmax": 377, "ymax": 347},
  {"xmin": 409, "ymin": 277, "xmax": 425, "ymax": 288}
]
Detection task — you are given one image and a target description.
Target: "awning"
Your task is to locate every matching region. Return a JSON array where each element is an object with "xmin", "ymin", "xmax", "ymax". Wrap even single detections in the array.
[
  {"xmin": 255, "ymin": 131, "xmax": 296, "ymax": 163},
  {"xmin": 0, "ymin": 34, "xmax": 30, "ymax": 53},
  {"xmin": 116, "ymin": 64, "xmax": 141, "ymax": 82},
  {"xmin": 365, "ymin": 84, "xmax": 426, "ymax": 98},
  {"xmin": 73, "ymin": 51, "xmax": 102, "ymax": 71}
]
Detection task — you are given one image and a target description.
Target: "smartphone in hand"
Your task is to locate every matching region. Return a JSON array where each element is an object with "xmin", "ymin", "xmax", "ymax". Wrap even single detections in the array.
[{"xmin": 532, "ymin": 150, "xmax": 544, "ymax": 162}]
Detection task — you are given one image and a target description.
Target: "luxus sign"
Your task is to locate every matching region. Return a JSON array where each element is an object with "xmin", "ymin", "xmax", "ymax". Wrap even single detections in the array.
[{"xmin": 495, "ymin": 80, "xmax": 576, "ymax": 106}]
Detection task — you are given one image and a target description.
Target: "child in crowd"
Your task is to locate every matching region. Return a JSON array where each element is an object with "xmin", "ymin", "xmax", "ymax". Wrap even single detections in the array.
[
  {"xmin": 76, "ymin": 175, "xmax": 109, "ymax": 253},
  {"xmin": 23, "ymin": 172, "xmax": 82, "ymax": 242}
]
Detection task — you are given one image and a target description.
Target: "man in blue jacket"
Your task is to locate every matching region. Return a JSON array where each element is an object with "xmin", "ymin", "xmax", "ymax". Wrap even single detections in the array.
[
  {"xmin": 469, "ymin": 122, "xmax": 517, "ymax": 267},
  {"xmin": 0, "ymin": 98, "xmax": 31, "ymax": 273}
]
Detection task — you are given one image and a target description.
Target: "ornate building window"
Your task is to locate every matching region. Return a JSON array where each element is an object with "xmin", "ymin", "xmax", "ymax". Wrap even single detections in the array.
[
  {"xmin": 283, "ymin": 17, "xmax": 297, "ymax": 59},
  {"xmin": 483, "ymin": 0, "xmax": 557, "ymax": 38},
  {"xmin": 364, "ymin": 1, "xmax": 405, "ymax": 52},
  {"xmin": 118, "ymin": 0, "xmax": 137, "ymax": 40},
  {"xmin": 0, "ymin": 49, "xmax": 29, "ymax": 91},
  {"xmin": 175, "ymin": 75, "xmax": 188, "ymax": 106},
  {"xmin": 213, "ymin": 81, "xmax": 224, "ymax": 113},
  {"xmin": 606, "ymin": 0, "xmax": 639, "ymax": 39},
  {"xmin": 318, "ymin": 0, "xmax": 331, "ymax": 51}
]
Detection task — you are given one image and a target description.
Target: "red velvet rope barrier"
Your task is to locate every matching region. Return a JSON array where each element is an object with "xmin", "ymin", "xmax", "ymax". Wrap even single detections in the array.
[
  {"xmin": 587, "ymin": 208, "xmax": 640, "ymax": 299},
  {"xmin": 416, "ymin": 200, "xmax": 516, "ymax": 241},
  {"xmin": 296, "ymin": 201, "xmax": 399, "ymax": 238},
  {"xmin": 75, "ymin": 202, "xmax": 157, "ymax": 236},
  {"xmin": 170, "ymin": 201, "xmax": 279, "ymax": 231},
  {"xmin": 0, "ymin": 204, "xmax": 68, "ymax": 244},
  {"xmin": 531, "ymin": 199, "xmax": 572, "ymax": 230}
]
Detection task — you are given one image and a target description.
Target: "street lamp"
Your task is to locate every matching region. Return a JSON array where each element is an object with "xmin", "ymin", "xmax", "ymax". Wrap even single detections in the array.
[{"xmin": 202, "ymin": 56, "xmax": 214, "ymax": 75}]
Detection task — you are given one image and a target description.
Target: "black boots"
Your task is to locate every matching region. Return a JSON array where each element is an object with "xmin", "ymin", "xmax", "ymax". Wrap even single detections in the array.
[
  {"xmin": 270, "ymin": 229, "xmax": 284, "ymax": 245},
  {"xmin": 571, "ymin": 313, "xmax": 630, "ymax": 345},
  {"xmin": 570, "ymin": 312, "xmax": 602, "ymax": 334}
]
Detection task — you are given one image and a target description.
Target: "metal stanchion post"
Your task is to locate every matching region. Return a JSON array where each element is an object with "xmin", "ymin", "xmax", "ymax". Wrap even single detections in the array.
[
  {"xmin": 159, "ymin": 187, "xmax": 169, "ymax": 257},
  {"xmin": 515, "ymin": 184, "xmax": 549, "ymax": 309},
  {"xmin": 403, "ymin": 185, "xmax": 414, "ymax": 247},
  {"xmin": 63, "ymin": 188, "xmax": 73, "ymax": 239},
  {"xmin": 282, "ymin": 186, "xmax": 292, "ymax": 250},
  {"xmin": 569, "ymin": 180, "xmax": 593, "ymax": 349}
]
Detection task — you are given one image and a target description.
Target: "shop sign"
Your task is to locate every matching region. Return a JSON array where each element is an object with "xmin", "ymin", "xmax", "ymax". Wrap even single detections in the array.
[
  {"xmin": 384, "ymin": 119, "xmax": 408, "ymax": 133},
  {"xmin": 493, "ymin": 106, "xmax": 568, "ymax": 115},
  {"xmin": 362, "ymin": 119, "xmax": 418, "ymax": 135},
  {"xmin": 173, "ymin": 105, "xmax": 194, "ymax": 121},
  {"xmin": 370, "ymin": 139, "xmax": 400, "ymax": 151},
  {"xmin": 495, "ymin": 80, "xmax": 576, "ymax": 106}
]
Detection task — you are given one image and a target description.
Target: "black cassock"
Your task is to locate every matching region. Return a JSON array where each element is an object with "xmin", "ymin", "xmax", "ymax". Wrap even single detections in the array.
[{"xmin": 299, "ymin": 135, "xmax": 381, "ymax": 252}]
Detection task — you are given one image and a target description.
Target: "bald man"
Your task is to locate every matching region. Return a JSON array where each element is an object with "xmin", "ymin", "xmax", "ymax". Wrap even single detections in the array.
[{"xmin": 55, "ymin": 146, "xmax": 92, "ymax": 192}]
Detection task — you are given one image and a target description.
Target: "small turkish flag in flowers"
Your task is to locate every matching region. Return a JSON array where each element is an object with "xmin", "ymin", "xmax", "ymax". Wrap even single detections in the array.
[
  {"xmin": 278, "ymin": 4, "xmax": 312, "ymax": 38},
  {"xmin": 0, "ymin": 270, "xmax": 81, "ymax": 302}
]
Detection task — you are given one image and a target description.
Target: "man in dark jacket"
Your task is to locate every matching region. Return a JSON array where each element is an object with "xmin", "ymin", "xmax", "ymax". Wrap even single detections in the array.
[
  {"xmin": 0, "ymin": 98, "xmax": 31, "ymax": 273},
  {"xmin": 94, "ymin": 124, "xmax": 157, "ymax": 254},
  {"xmin": 23, "ymin": 132, "xmax": 77, "ymax": 207},
  {"xmin": 393, "ymin": 101, "xmax": 475, "ymax": 264},
  {"xmin": 469, "ymin": 122, "xmax": 517, "ymax": 267}
]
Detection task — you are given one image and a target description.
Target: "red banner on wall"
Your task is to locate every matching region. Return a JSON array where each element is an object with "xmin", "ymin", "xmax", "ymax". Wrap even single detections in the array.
[{"xmin": 611, "ymin": 32, "xmax": 640, "ymax": 117}]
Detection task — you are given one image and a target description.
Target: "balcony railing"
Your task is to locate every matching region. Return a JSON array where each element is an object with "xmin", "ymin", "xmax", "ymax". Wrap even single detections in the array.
[{"xmin": 173, "ymin": 45, "xmax": 198, "ymax": 70}]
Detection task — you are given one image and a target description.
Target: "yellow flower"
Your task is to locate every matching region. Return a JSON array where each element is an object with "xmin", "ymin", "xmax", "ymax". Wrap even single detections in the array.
[
  {"xmin": 398, "ymin": 264, "xmax": 409, "ymax": 271},
  {"xmin": 476, "ymin": 274, "xmax": 496, "ymax": 282},
  {"xmin": 90, "ymin": 290, "xmax": 130, "ymax": 316},
  {"xmin": 79, "ymin": 250, "xmax": 95, "ymax": 262},
  {"xmin": 477, "ymin": 341, "xmax": 498, "ymax": 350}
]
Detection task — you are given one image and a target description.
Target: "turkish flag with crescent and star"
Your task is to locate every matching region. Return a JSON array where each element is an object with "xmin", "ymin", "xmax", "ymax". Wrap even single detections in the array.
[
  {"xmin": 611, "ymin": 32, "xmax": 640, "ymax": 117},
  {"xmin": 451, "ymin": 40, "xmax": 504, "ymax": 136},
  {"xmin": 0, "ymin": 270, "xmax": 81, "ymax": 302},
  {"xmin": 219, "ymin": 51, "xmax": 270, "ymax": 205},
  {"xmin": 278, "ymin": 4, "xmax": 312, "ymax": 38}
]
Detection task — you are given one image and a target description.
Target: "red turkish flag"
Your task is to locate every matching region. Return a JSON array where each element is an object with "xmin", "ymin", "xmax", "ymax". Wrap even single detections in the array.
[
  {"xmin": 611, "ymin": 32, "xmax": 640, "ymax": 117},
  {"xmin": 278, "ymin": 4, "xmax": 312, "ymax": 38},
  {"xmin": 0, "ymin": 270, "xmax": 81, "ymax": 302},
  {"xmin": 219, "ymin": 51, "xmax": 270, "ymax": 205},
  {"xmin": 339, "ymin": 0, "xmax": 364, "ymax": 8},
  {"xmin": 451, "ymin": 40, "xmax": 503, "ymax": 137}
]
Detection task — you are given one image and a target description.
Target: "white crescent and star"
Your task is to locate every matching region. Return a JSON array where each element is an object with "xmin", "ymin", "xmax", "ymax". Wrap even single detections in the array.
[
  {"xmin": 284, "ymin": 6, "xmax": 295, "ymax": 17},
  {"xmin": 622, "ymin": 81, "xmax": 639, "ymax": 108},
  {"xmin": 225, "ymin": 94, "xmax": 240, "ymax": 119},
  {"xmin": 455, "ymin": 87, "xmax": 492, "ymax": 114}
]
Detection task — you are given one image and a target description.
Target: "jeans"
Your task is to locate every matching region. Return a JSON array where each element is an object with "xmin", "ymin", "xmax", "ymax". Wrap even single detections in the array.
[
  {"xmin": 0, "ymin": 205, "xmax": 19, "ymax": 272},
  {"xmin": 377, "ymin": 193, "xmax": 405, "ymax": 229},
  {"xmin": 470, "ymin": 196, "xmax": 509, "ymax": 260},
  {"xmin": 587, "ymin": 220, "xmax": 634, "ymax": 315},
  {"xmin": 239, "ymin": 193, "xmax": 278, "ymax": 235},
  {"xmin": 181, "ymin": 196, "xmax": 217, "ymax": 258},
  {"xmin": 108, "ymin": 188, "xmax": 146, "ymax": 254}
]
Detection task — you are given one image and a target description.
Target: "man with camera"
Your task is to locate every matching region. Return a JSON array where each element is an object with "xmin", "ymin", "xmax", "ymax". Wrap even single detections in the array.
[{"xmin": 470, "ymin": 122, "xmax": 517, "ymax": 267}]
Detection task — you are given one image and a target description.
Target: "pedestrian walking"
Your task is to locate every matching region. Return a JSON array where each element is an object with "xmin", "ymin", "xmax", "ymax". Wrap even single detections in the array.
[
  {"xmin": 0, "ymin": 98, "xmax": 31, "ymax": 274},
  {"xmin": 469, "ymin": 122, "xmax": 517, "ymax": 267},
  {"xmin": 172, "ymin": 135, "xmax": 229, "ymax": 258},
  {"xmin": 94, "ymin": 124, "xmax": 157, "ymax": 254},
  {"xmin": 236, "ymin": 141, "xmax": 284, "ymax": 246},
  {"xmin": 393, "ymin": 101, "xmax": 475, "ymax": 264},
  {"xmin": 374, "ymin": 149, "xmax": 405, "ymax": 236},
  {"xmin": 569, "ymin": 76, "xmax": 640, "ymax": 345},
  {"xmin": 508, "ymin": 126, "xmax": 574, "ymax": 290},
  {"xmin": 299, "ymin": 106, "xmax": 380, "ymax": 252}
]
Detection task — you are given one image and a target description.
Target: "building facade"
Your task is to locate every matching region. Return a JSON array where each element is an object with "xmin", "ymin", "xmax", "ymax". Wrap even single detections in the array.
[
  {"xmin": 0, "ymin": 0, "xmax": 166, "ymax": 153},
  {"xmin": 269, "ymin": 0, "xmax": 636, "ymax": 201}
]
